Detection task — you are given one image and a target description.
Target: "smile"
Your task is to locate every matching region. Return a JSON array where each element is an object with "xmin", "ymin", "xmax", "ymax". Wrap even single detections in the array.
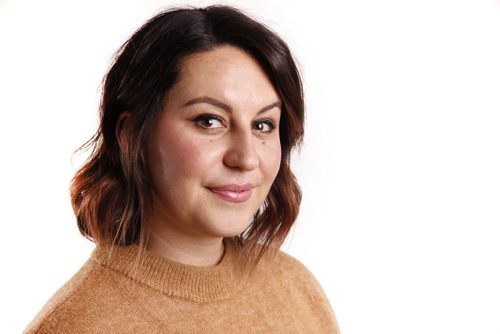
[{"xmin": 207, "ymin": 184, "xmax": 254, "ymax": 203}]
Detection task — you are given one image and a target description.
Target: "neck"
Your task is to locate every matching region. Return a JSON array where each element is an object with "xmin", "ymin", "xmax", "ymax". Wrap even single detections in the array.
[{"xmin": 146, "ymin": 227, "xmax": 225, "ymax": 267}]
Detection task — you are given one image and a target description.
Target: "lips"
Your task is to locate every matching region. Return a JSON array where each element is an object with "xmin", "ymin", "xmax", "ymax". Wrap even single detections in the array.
[{"xmin": 207, "ymin": 183, "xmax": 254, "ymax": 203}]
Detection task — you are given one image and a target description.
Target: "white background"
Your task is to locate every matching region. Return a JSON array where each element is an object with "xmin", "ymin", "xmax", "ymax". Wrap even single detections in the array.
[{"xmin": 1, "ymin": 0, "xmax": 499, "ymax": 333}]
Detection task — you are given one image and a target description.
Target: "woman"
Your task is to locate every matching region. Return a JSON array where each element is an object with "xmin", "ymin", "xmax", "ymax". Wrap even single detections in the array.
[{"xmin": 25, "ymin": 5, "xmax": 340, "ymax": 333}]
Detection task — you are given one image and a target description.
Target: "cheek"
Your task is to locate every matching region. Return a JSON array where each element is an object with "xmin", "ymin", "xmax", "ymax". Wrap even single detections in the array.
[
  {"xmin": 155, "ymin": 135, "xmax": 217, "ymax": 180},
  {"xmin": 262, "ymin": 139, "xmax": 282, "ymax": 180}
]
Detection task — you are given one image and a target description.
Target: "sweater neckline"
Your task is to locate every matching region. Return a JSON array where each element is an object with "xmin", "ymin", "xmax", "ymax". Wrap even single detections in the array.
[{"xmin": 91, "ymin": 239, "xmax": 246, "ymax": 303}]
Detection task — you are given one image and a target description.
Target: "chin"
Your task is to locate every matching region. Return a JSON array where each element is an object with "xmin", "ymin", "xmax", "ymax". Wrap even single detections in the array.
[{"xmin": 205, "ymin": 217, "xmax": 254, "ymax": 238}]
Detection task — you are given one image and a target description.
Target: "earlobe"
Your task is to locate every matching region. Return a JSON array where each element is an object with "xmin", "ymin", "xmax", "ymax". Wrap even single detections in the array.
[{"xmin": 115, "ymin": 112, "xmax": 132, "ymax": 151}]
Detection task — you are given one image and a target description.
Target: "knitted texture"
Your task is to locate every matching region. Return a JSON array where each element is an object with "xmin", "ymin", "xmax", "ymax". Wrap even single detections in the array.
[{"xmin": 24, "ymin": 242, "xmax": 340, "ymax": 333}]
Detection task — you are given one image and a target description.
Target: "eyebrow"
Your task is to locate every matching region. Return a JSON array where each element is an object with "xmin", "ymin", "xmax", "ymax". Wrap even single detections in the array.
[{"xmin": 182, "ymin": 96, "xmax": 281, "ymax": 115}]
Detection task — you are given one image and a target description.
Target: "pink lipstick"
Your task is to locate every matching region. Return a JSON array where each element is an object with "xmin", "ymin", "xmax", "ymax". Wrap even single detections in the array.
[{"xmin": 208, "ymin": 183, "xmax": 253, "ymax": 203}]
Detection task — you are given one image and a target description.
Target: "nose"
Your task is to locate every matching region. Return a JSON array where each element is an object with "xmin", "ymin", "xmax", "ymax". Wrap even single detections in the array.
[{"xmin": 223, "ymin": 130, "xmax": 259, "ymax": 171}]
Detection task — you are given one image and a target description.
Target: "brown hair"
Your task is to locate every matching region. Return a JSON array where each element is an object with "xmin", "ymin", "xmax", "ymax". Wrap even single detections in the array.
[{"xmin": 71, "ymin": 5, "xmax": 304, "ymax": 265}]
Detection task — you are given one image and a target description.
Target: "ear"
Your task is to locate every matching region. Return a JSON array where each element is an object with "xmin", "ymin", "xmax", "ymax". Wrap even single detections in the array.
[{"xmin": 115, "ymin": 112, "xmax": 131, "ymax": 151}]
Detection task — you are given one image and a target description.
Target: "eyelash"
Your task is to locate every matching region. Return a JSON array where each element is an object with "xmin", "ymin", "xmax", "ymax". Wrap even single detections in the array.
[
  {"xmin": 192, "ymin": 114, "xmax": 276, "ymax": 134},
  {"xmin": 252, "ymin": 119, "xmax": 276, "ymax": 133},
  {"xmin": 192, "ymin": 114, "xmax": 224, "ymax": 129}
]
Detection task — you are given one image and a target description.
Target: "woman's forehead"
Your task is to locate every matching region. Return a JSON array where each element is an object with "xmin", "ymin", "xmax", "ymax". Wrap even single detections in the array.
[{"xmin": 167, "ymin": 46, "xmax": 280, "ymax": 109}]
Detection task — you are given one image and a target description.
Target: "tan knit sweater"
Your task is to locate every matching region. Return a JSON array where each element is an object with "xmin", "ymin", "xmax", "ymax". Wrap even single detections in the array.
[{"xmin": 25, "ymin": 241, "xmax": 340, "ymax": 333}]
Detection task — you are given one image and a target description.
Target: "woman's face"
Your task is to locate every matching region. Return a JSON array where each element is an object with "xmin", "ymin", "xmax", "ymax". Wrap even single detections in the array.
[{"xmin": 148, "ymin": 45, "xmax": 282, "ymax": 241}]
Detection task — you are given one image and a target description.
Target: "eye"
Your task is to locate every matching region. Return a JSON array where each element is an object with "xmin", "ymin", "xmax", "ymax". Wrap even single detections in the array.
[
  {"xmin": 253, "ymin": 119, "xmax": 276, "ymax": 133},
  {"xmin": 193, "ymin": 114, "xmax": 225, "ymax": 129}
]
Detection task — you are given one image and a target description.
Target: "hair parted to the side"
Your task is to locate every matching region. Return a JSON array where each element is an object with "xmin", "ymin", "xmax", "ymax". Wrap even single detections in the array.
[{"xmin": 71, "ymin": 5, "xmax": 304, "ymax": 267}]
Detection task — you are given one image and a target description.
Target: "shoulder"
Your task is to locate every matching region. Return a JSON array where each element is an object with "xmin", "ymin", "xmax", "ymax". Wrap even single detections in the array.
[
  {"xmin": 275, "ymin": 250, "xmax": 313, "ymax": 275},
  {"xmin": 255, "ymin": 248, "xmax": 332, "ymax": 305},
  {"xmin": 259, "ymin": 248, "xmax": 323, "ymax": 287},
  {"xmin": 24, "ymin": 254, "xmax": 114, "ymax": 334},
  {"xmin": 254, "ymin": 249, "xmax": 341, "ymax": 333},
  {"xmin": 24, "ymin": 258, "xmax": 95, "ymax": 333}
]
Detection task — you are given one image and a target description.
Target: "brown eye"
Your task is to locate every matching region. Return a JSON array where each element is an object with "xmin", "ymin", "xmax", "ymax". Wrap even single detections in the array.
[
  {"xmin": 253, "ymin": 119, "xmax": 275, "ymax": 133},
  {"xmin": 193, "ymin": 114, "xmax": 224, "ymax": 129}
]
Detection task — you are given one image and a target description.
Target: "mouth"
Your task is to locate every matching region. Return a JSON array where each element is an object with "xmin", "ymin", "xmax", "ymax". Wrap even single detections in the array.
[{"xmin": 207, "ymin": 183, "xmax": 254, "ymax": 203}]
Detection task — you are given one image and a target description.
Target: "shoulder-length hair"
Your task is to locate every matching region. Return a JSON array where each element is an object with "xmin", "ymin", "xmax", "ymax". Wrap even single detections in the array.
[{"xmin": 71, "ymin": 5, "xmax": 304, "ymax": 266}]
